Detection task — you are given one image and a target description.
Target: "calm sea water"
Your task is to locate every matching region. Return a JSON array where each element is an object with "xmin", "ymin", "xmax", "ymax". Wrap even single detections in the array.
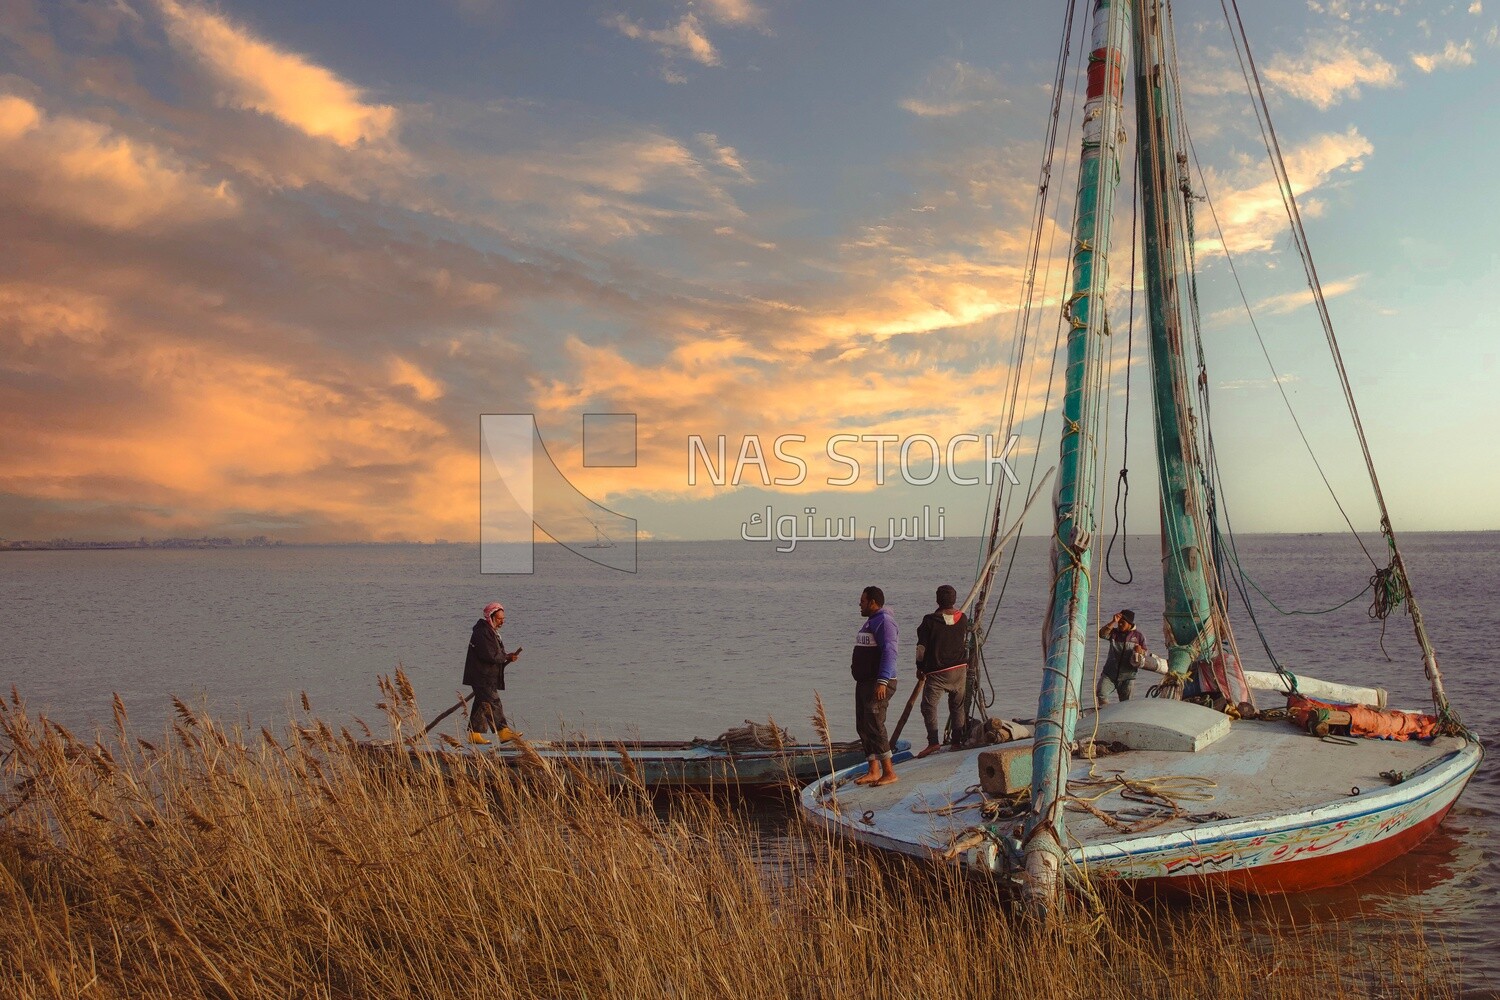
[{"xmin": 3, "ymin": 534, "xmax": 1496, "ymax": 988}]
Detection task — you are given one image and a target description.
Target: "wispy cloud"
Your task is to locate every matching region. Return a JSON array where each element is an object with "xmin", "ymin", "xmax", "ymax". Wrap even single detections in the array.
[
  {"xmin": 1264, "ymin": 37, "xmax": 1398, "ymax": 108},
  {"xmin": 697, "ymin": 0, "xmax": 766, "ymax": 28},
  {"xmin": 1207, "ymin": 277, "xmax": 1363, "ymax": 326},
  {"xmin": 694, "ymin": 132, "xmax": 754, "ymax": 182},
  {"xmin": 1198, "ymin": 129, "xmax": 1373, "ymax": 255},
  {"xmin": 900, "ymin": 60, "xmax": 1009, "ymax": 118},
  {"xmin": 1411, "ymin": 39, "xmax": 1476, "ymax": 72},
  {"xmin": 1219, "ymin": 373, "xmax": 1302, "ymax": 391},
  {"xmin": 460, "ymin": 127, "xmax": 752, "ymax": 242},
  {"xmin": 606, "ymin": 13, "xmax": 719, "ymax": 67},
  {"xmin": 156, "ymin": 0, "xmax": 398, "ymax": 147},
  {"xmin": 1256, "ymin": 276, "xmax": 1364, "ymax": 316}
]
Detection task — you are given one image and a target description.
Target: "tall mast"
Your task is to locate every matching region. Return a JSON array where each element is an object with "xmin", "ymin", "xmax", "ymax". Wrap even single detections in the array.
[
  {"xmin": 1022, "ymin": 0, "xmax": 1131, "ymax": 903},
  {"xmin": 1132, "ymin": 0, "xmax": 1245, "ymax": 702}
]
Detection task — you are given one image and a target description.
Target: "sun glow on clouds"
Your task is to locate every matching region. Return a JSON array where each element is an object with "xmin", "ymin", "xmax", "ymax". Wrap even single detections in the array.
[
  {"xmin": 606, "ymin": 13, "xmax": 720, "ymax": 68},
  {"xmin": 2, "ymin": 0, "xmax": 1462, "ymax": 541},
  {"xmin": 530, "ymin": 335, "xmax": 1040, "ymax": 503},
  {"xmin": 0, "ymin": 305, "xmax": 472, "ymax": 540},
  {"xmin": 1206, "ymin": 278, "xmax": 1364, "ymax": 327},
  {"xmin": 1198, "ymin": 130, "xmax": 1373, "ymax": 255},
  {"xmin": 0, "ymin": 94, "xmax": 237, "ymax": 230},
  {"xmin": 156, "ymin": 0, "xmax": 397, "ymax": 148},
  {"xmin": 1264, "ymin": 38, "xmax": 1398, "ymax": 108}
]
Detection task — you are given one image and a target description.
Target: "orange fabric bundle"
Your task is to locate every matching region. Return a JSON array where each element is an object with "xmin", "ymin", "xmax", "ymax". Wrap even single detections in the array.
[{"xmin": 1286, "ymin": 693, "xmax": 1438, "ymax": 742}]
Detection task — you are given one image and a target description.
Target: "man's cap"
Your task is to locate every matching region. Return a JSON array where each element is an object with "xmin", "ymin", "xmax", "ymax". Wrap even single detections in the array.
[
  {"xmin": 483, "ymin": 601, "xmax": 505, "ymax": 618},
  {"xmin": 1119, "ymin": 609, "xmax": 1135, "ymax": 625}
]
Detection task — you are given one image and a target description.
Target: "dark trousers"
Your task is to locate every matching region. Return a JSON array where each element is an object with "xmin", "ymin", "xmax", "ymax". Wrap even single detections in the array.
[
  {"xmin": 854, "ymin": 678, "xmax": 896, "ymax": 759},
  {"xmin": 469, "ymin": 686, "xmax": 506, "ymax": 732},
  {"xmin": 920, "ymin": 668, "xmax": 967, "ymax": 745}
]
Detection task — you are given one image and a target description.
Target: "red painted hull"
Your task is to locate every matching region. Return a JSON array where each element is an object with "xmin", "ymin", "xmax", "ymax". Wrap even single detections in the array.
[{"xmin": 1125, "ymin": 800, "xmax": 1457, "ymax": 897}]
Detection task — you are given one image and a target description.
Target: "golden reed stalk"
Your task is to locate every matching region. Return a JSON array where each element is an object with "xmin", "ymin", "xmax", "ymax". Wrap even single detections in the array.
[{"xmin": 0, "ymin": 693, "xmax": 1459, "ymax": 1000}]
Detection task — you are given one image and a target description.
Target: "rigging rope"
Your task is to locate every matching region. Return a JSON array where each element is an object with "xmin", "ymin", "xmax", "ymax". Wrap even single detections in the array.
[
  {"xmin": 1218, "ymin": 0, "xmax": 1457, "ymax": 720},
  {"xmin": 1104, "ymin": 180, "xmax": 1139, "ymax": 586},
  {"xmin": 971, "ymin": 0, "xmax": 1084, "ymax": 612},
  {"xmin": 968, "ymin": 0, "xmax": 1090, "ymax": 734}
]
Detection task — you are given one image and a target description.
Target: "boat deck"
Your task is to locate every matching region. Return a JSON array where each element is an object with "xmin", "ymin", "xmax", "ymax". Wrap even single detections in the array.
[{"xmin": 806, "ymin": 711, "xmax": 1474, "ymax": 871}]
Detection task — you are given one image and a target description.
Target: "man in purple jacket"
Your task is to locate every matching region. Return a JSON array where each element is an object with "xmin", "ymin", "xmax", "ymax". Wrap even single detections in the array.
[{"xmin": 850, "ymin": 585, "xmax": 900, "ymax": 786}]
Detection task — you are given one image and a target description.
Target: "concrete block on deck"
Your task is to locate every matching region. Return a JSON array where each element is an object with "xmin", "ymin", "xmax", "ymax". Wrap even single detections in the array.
[{"xmin": 978, "ymin": 742, "xmax": 1033, "ymax": 796}]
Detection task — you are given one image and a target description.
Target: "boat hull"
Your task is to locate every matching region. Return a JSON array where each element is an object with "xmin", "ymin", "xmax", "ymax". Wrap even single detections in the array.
[
  {"xmin": 367, "ymin": 739, "xmax": 908, "ymax": 793},
  {"xmin": 1078, "ymin": 740, "xmax": 1479, "ymax": 895},
  {"xmin": 800, "ymin": 732, "xmax": 1481, "ymax": 896}
]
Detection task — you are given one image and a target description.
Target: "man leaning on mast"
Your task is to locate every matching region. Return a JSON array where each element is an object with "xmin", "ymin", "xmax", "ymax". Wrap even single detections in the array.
[
  {"xmin": 851, "ymin": 585, "xmax": 900, "ymax": 786},
  {"xmin": 1096, "ymin": 609, "xmax": 1148, "ymax": 704}
]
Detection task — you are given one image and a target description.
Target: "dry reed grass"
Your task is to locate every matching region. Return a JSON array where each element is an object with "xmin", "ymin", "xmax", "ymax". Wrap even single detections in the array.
[{"xmin": 0, "ymin": 679, "xmax": 1458, "ymax": 1000}]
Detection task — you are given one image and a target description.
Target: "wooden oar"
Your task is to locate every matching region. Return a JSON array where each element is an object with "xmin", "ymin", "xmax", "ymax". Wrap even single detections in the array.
[
  {"xmin": 889, "ymin": 468, "xmax": 1055, "ymax": 749},
  {"xmin": 889, "ymin": 676, "xmax": 926, "ymax": 747},
  {"xmin": 421, "ymin": 693, "xmax": 473, "ymax": 737}
]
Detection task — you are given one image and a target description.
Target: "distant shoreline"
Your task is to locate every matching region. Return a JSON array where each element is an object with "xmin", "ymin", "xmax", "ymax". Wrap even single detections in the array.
[{"xmin": 4, "ymin": 529, "xmax": 1495, "ymax": 552}]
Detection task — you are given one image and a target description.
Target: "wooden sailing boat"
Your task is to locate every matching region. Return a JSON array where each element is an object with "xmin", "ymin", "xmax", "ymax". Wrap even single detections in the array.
[{"xmin": 800, "ymin": 0, "xmax": 1482, "ymax": 898}]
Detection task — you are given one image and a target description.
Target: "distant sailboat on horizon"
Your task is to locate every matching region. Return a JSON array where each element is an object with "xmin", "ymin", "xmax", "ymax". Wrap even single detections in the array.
[{"xmin": 583, "ymin": 519, "xmax": 615, "ymax": 549}]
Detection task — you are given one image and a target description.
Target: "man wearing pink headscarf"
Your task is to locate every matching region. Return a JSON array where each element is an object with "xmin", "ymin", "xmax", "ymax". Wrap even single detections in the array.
[{"xmin": 463, "ymin": 601, "xmax": 523, "ymax": 745}]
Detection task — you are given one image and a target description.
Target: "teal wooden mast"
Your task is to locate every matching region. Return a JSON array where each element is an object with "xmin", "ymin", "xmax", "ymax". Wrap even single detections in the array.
[
  {"xmin": 1022, "ymin": 0, "xmax": 1132, "ymax": 902},
  {"xmin": 1131, "ymin": 0, "xmax": 1247, "ymax": 702}
]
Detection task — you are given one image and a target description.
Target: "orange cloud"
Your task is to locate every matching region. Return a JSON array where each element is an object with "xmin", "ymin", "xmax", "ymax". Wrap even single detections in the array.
[
  {"xmin": 156, "ymin": 0, "xmax": 397, "ymax": 148},
  {"xmin": 9, "ymin": 365, "xmax": 470, "ymax": 540},
  {"xmin": 529, "ymin": 324, "xmax": 1051, "ymax": 506},
  {"xmin": 0, "ymin": 94, "xmax": 237, "ymax": 230},
  {"xmin": 0, "ymin": 286, "xmax": 473, "ymax": 540}
]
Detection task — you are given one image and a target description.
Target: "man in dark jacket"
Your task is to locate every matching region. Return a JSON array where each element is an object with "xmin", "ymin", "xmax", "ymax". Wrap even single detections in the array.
[
  {"xmin": 851, "ymin": 585, "xmax": 899, "ymax": 786},
  {"xmin": 914, "ymin": 584, "xmax": 969, "ymax": 758},
  {"xmin": 464, "ymin": 601, "xmax": 522, "ymax": 744},
  {"xmin": 1096, "ymin": 608, "xmax": 1147, "ymax": 703}
]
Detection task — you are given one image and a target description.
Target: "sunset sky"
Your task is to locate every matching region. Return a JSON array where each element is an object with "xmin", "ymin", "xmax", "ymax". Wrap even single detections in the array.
[{"xmin": 3, "ymin": 0, "xmax": 1497, "ymax": 544}]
